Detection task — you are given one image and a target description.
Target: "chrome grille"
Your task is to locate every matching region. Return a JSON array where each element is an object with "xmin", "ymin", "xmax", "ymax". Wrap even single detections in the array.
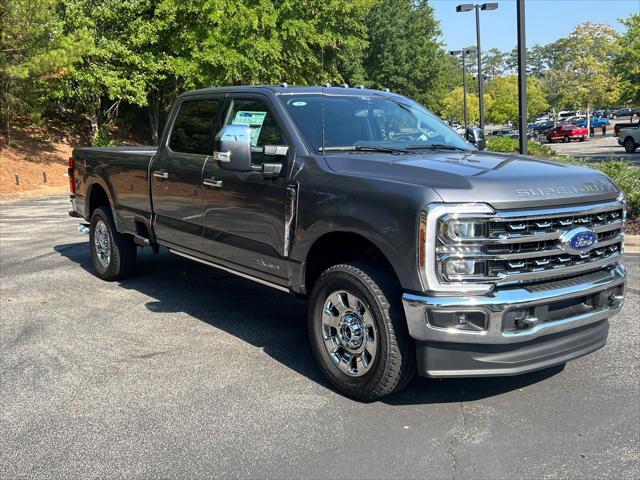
[{"xmin": 430, "ymin": 200, "xmax": 625, "ymax": 290}]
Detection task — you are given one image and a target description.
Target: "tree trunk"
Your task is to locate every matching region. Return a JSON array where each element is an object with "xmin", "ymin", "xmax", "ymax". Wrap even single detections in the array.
[
  {"xmin": 148, "ymin": 92, "xmax": 159, "ymax": 145},
  {"xmin": 2, "ymin": 78, "xmax": 11, "ymax": 145},
  {"xmin": 90, "ymin": 108, "xmax": 99, "ymax": 142}
]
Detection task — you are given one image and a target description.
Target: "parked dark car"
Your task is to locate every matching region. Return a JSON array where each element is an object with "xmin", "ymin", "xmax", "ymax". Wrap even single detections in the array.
[
  {"xmin": 68, "ymin": 85, "xmax": 627, "ymax": 400},
  {"xmin": 532, "ymin": 120, "xmax": 555, "ymax": 134},
  {"xmin": 612, "ymin": 108, "xmax": 633, "ymax": 119}
]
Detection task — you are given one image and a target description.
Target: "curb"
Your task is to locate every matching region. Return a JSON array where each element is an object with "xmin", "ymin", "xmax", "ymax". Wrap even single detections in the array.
[{"xmin": 625, "ymin": 234, "xmax": 639, "ymax": 254}]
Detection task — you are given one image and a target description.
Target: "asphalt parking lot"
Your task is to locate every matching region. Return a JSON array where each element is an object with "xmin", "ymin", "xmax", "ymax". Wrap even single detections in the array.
[
  {"xmin": 549, "ymin": 133, "xmax": 640, "ymax": 165},
  {"xmin": 1, "ymin": 196, "xmax": 639, "ymax": 479}
]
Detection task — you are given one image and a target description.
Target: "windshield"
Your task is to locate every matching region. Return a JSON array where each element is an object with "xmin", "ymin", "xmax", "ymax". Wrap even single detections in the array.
[{"xmin": 280, "ymin": 94, "xmax": 473, "ymax": 152}]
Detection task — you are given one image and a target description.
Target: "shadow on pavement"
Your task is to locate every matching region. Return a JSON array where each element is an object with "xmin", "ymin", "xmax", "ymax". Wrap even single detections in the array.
[{"xmin": 55, "ymin": 242, "xmax": 564, "ymax": 405}]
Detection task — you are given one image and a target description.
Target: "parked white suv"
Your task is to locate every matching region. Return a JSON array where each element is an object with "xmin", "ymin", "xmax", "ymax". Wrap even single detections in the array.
[{"xmin": 618, "ymin": 126, "xmax": 640, "ymax": 153}]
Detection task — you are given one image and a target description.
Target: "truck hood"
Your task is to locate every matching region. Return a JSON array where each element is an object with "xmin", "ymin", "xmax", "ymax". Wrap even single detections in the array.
[{"xmin": 323, "ymin": 150, "xmax": 620, "ymax": 210}]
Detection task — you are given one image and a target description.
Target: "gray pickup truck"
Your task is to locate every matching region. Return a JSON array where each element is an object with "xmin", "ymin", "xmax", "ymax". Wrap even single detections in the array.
[{"xmin": 69, "ymin": 86, "xmax": 626, "ymax": 400}]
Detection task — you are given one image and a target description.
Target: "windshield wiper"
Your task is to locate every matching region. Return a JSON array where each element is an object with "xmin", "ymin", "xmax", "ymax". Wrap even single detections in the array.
[
  {"xmin": 405, "ymin": 144, "xmax": 468, "ymax": 151},
  {"xmin": 319, "ymin": 145, "xmax": 407, "ymax": 154}
]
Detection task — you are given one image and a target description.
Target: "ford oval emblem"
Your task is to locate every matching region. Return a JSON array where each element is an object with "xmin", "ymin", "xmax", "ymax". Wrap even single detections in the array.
[{"xmin": 560, "ymin": 227, "xmax": 598, "ymax": 255}]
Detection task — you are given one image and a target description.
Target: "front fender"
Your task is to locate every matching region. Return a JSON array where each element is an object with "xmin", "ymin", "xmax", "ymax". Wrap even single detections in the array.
[{"xmin": 290, "ymin": 215, "xmax": 420, "ymax": 294}]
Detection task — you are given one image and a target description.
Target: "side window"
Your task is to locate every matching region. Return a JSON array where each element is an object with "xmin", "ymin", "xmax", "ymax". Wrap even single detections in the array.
[
  {"xmin": 170, "ymin": 99, "xmax": 221, "ymax": 155},
  {"xmin": 225, "ymin": 98, "xmax": 286, "ymax": 165}
]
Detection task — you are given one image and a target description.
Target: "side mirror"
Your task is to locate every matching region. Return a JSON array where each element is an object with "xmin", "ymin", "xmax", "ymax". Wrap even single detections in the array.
[
  {"xmin": 214, "ymin": 125, "xmax": 252, "ymax": 172},
  {"xmin": 466, "ymin": 127, "xmax": 486, "ymax": 151}
]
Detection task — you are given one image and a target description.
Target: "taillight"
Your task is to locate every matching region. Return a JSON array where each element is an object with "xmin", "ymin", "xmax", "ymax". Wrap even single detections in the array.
[{"xmin": 68, "ymin": 156, "xmax": 76, "ymax": 194}]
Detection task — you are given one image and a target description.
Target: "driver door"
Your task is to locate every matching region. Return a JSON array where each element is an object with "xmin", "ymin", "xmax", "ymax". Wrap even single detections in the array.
[{"xmin": 200, "ymin": 94, "xmax": 292, "ymax": 281}]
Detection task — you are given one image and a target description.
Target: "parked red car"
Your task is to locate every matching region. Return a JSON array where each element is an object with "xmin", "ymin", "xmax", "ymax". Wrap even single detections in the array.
[{"xmin": 546, "ymin": 124, "xmax": 588, "ymax": 143}]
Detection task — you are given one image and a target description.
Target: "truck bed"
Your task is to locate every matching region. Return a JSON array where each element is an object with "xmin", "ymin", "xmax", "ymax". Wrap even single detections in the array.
[{"xmin": 72, "ymin": 146, "xmax": 157, "ymax": 234}]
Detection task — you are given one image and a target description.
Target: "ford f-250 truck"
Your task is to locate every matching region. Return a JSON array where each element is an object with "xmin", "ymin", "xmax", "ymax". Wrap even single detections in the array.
[{"xmin": 69, "ymin": 86, "xmax": 626, "ymax": 400}]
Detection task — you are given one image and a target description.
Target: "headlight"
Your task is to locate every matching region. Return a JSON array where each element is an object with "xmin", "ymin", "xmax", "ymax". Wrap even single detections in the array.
[
  {"xmin": 445, "ymin": 220, "xmax": 486, "ymax": 240},
  {"xmin": 418, "ymin": 203, "xmax": 495, "ymax": 294},
  {"xmin": 444, "ymin": 259, "xmax": 487, "ymax": 279}
]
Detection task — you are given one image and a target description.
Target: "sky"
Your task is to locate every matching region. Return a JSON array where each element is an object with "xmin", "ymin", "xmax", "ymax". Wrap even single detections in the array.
[{"xmin": 432, "ymin": 0, "xmax": 639, "ymax": 52}]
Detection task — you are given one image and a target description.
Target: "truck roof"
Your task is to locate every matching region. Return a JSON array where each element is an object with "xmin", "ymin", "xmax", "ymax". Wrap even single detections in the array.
[{"xmin": 182, "ymin": 85, "xmax": 403, "ymax": 99}]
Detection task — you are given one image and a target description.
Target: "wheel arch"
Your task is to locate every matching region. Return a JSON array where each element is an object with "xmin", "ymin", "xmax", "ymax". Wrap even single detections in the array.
[
  {"xmin": 298, "ymin": 228, "xmax": 406, "ymax": 297},
  {"xmin": 85, "ymin": 179, "xmax": 115, "ymax": 221}
]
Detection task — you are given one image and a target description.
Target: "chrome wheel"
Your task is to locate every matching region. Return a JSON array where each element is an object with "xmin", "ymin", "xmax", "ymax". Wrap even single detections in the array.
[
  {"xmin": 94, "ymin": 220, "xmax": 111, "ymax": 269},
  {"xmin": 321, "ymin": 290, "xmax": 378, "ymax": 377}
]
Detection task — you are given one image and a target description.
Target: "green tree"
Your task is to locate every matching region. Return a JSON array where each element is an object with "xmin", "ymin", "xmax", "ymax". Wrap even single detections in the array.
[
  {"xmin": 363, "ymin": 0, "xmax": 447, "ymax": 108},
  {"xmin": 440, "ymin": 86, "xmax": 480, "ymax": 125},
  {"xmin": 613, "ymin": 13, "xmax": 640, "ymax": 106},
  {"xmin": 428, "ymin": 52, "xmax": 464, "ymax": 114},
  {"xmin": 485, "ymin": 75, "xmax": 548, "ymax": 124},
  {"xmin": 0, "ymin": 0, "xmax": 88, "ymax": 144},
  {"xmin": 541, "ymin": 69, "xmax": 580, "ymax": 118},
  {"xmin": 49, "ymin": 0, "xmax": 170, "ymax": 142},
  {"xmin": 546, "ymin": 23, "xmax": 620, "ymax": 123},
  {"xmin": 482, "ymin": 48, "xmax": 506, "ymax": 79}
]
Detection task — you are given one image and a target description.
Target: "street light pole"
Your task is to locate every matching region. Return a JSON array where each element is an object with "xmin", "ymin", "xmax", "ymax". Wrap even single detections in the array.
[
  {"xmin": 457, "ymin": 3, "xmax": 498, "ymax": 132},
  {"xmin": 475, "ymin": 5, "xmax": 484, "ymax": 130},
  {"xmin": 517, "ymin": 0, "xmax": 527, "ymax": 155},
  {"xmin": 462, "ymin": 53, "xmax": 468, "ymax": 130},
  {"xmin": 450, "ymin": 49, "xmax": 474, "ymax": 131}
]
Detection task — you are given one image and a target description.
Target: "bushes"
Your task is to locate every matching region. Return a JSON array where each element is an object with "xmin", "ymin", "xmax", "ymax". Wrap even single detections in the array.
[
  {"xmin": 589, "ymin": 161, "xmax": 640, "ymax": 217},
  {"xmin": 485, "ymin": 135, "xmax": 554, "ymax": 156}
]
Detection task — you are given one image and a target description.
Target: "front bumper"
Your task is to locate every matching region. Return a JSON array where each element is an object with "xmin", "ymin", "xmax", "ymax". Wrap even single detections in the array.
[{"xmin": 402, "ymin": 265, "xmax": 626, "ymax": 377}]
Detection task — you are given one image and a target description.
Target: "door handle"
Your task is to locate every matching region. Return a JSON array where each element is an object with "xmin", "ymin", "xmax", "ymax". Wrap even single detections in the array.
[
  {"xmin": 203, "ymin": 177, "xmax": 223, "ymax": 188},
  {"xmin": 153, "ymin": 170, "xmax": 169, "ymax": 179}
]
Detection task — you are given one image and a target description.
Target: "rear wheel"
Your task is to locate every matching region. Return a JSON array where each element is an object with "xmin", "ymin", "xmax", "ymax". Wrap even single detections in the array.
[
  {"xmin": 563, "ymin": 135, "xmax": 570, "ymax": 143},
  {"xmin": 89, "ymin": 207, "xmax": 137, "ymax": 281},
  {"xmin": 624, "ymin": 137, "xmax": 638, "ymax": 153},
  {"xmin": 308, "ymin": 262, "xmax": 415, "ymax": 401}
]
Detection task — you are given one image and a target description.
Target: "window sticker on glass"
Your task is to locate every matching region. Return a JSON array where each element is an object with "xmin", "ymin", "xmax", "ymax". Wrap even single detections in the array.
[{"xmin": 232, "ymin": 111, "xmax": 267, "ymax": 146}]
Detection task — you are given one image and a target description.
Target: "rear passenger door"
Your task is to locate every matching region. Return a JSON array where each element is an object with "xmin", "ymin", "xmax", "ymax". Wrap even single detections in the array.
[{"xmin": 151, "ymin": 95, "xmax": 225, "ymax": 253}]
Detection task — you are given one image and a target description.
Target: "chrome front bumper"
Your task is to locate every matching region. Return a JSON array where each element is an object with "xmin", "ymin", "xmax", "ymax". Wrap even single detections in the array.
[{"xmin": 403, "ymin": 265, "xmax": 626, "ymax": 376}]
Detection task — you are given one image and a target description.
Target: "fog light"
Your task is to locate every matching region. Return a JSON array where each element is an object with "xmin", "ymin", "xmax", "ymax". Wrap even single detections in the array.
[
  {"xmin": 608, "ymin": 294, "xmax": 624, "ymax": 307},
  {"xmin": 428, "ymin": 310, "xmax": 488, "ymax": 332}
]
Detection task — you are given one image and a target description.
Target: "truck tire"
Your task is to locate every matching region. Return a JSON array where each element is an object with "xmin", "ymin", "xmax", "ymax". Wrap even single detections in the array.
[
  {"xmin": 308, "ymin": 262, "xmax": 416, "ymax": 401},
  {"xmin": 89, "ymin": 206, "xmax": 137, "ymax": 281},
  {"xmin": 624, "ymin": 137, "xmax": 638, "ymax": 153}
]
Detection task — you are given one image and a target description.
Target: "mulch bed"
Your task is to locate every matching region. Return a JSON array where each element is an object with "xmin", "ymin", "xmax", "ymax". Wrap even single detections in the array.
[{"xmin": 626, "ymin": 215, "xmax": 640, "ymax": 236}]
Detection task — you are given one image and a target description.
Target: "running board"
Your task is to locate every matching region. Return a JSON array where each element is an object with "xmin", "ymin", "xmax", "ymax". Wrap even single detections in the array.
[
  {"xmin": 169, "ymin": 249, "xmax": 290, "ymax": 294},
  {"xmin": 133, "ymin": 234, "xmax": 151, "ymax": 247}
]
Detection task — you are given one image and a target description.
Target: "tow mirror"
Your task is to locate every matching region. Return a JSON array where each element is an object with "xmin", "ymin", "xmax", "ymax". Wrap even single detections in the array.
[
  {"xmin": 466, "ymin": 127, "xmax": 486, "ymax": 151},
  {"xmin": 214, "ymin": 125, "xmax": 252, "ymax": 172}
]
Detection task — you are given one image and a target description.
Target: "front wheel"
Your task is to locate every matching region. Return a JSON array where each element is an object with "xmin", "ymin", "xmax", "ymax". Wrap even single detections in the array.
[
  {"xmin": 89, "ymin": 207, "xmax": 137, "ymax": 281},
  {"xmin": 624, "ymin": 137, "xmax": 638, "ymax": 153},
  {"xmin": 308, "ymin": 262, "xmax": 415, "ymax": 401},
  {"xmin": 563, "ymin": 135, "xmax": 570, "ymax": 143}
]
